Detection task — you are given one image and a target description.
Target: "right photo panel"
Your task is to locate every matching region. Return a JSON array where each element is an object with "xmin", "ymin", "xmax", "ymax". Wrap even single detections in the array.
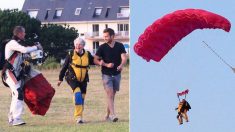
[{"xmin": 131, "ymin": 0, "xmax": 235, "ymax": 132}]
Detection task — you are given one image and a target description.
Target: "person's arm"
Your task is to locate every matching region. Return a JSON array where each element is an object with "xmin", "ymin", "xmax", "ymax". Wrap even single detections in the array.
[
  {"xmin": 94, "ymin": 55, "xmax": 114, "ymax": 68},
  {"xmin": 117, "ymin": 44, "xmax": 128, "ymax": 71},
  {"xmin": 186, "ymin": 102, "xmax": 191, "ymax": 109},
  {"xmin": 57, "ymin": 54, "xmax": 70, "ymax": 86},
  {"xmin": 94, "ymin": 55, "xmax": 102, "ymax": 65},
  {"xmin": 7, "ymin": 40, "xmax": 40, "ymax": 53},
  {"xmin": 117, "ymin": 53, "xmax": 127, "ymax": 71},
  {"xmin": 88, "ymin": 51, "xmax": 95, "ymax": 65},
  {"xmin": 94, "ymin": 46, "xmax": 114, "ymax": 68}
]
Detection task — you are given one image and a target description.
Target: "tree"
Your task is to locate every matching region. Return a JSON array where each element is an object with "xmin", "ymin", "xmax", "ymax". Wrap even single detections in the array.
[
  {"xmin": 0, "ymin": 9, "xmax": 78, "ymax": 61},
  {"xmin": 39, "ymin": 24, "xmax": 78, "ymax": 60},
  {"xmin": 0, "ymin": 9, "xmax": 41, "ymax": 43}
]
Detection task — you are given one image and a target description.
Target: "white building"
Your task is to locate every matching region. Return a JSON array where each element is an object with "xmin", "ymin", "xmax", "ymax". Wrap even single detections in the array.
[{"xmin": 22, "ymin": 0, "xmax": 130, "ymax": 54}]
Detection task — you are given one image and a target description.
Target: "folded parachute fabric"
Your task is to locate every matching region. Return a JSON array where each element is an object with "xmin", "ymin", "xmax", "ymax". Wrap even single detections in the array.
[{"xmin": 24, "ymin": 69, "xmax": 55, "ymax": 116}]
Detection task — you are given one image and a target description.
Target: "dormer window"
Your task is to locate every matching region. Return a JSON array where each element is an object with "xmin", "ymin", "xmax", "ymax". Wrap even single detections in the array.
[
  {"xmin": 27, "ymin": 10, "xmax": 38, "ymax": 18},
  {"xmin": 44, "ymin": 9, "xmax": 50, "ymax": 20},
  {"xmin": 105, "ymin": 7, "xmax": 110, "ymax": 18},
  {"xmin": 53, "ymin": 9, "xmax": 63, "ymax": 19},
  {"xmin": 117, "ymin": 7, "xmax": 129, "ymax": 18},
  {"xmin": 75, "ymin": 8, "xmax": 81, "ymax": 15},
  {"xmin": 93, "ymin": 8, "xmax": 102, "ymax": 17}
]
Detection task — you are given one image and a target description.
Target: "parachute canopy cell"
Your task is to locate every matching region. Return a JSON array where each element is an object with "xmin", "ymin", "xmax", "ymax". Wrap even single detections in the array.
[{"xmin": 134, "ymin": 9, "xmax": 231, "ymax": 62}]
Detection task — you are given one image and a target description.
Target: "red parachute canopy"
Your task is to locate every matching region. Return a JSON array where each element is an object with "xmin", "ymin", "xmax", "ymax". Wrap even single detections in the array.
[
  {"xmin": 177, "ymin": 89, "xmax": 189, "ymax": 96},
  {"xmin": 134, "ymin": 9, "xmax": 231, "ymax": 62}
]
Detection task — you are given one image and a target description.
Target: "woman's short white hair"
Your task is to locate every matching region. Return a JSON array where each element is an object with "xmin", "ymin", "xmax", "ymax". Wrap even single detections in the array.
[{"xmin": 74, "ymin": 37, "xmax": 85, "ymax": 46}]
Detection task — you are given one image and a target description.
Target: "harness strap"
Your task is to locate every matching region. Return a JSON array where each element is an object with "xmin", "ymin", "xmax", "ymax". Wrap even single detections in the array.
[
  {"xmin": 71, "ymin": 63, "xmax": 89, "ymax": 69},
  {"xmin": 1, "ymin": 52, "xmax": 21, "ymax": 87}
]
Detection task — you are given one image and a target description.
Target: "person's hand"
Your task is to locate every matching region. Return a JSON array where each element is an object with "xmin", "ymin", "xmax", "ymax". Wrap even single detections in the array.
[
  {"xmin": 99, "ymin": 60, "xmax": 104, "ymax": 66},
  {"xmin": 106, "ymin": 63, "xmax": 114, "ymax": 68},
  {"xmin": 36, "ymin": 43, "xmax": 43, "ymax": 50},
  {"xmin": 117, "ymin": 64, "xmax": 123, "ymax": 71},
  {"xmin": 57, "ymin": 81, "xmax": 62, "ymax": 86}
]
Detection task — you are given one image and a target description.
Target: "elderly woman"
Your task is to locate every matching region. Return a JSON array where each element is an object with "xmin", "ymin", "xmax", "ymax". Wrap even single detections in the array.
[{"xmin": 57, "ymin": 37, "xmax": 94, "ymax": 124}]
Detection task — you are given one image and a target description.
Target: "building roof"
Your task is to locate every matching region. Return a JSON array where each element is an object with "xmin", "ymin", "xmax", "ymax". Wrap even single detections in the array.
[{"xmin": 22, "ymin": 0, "xmax": 129, "ymax": 22}]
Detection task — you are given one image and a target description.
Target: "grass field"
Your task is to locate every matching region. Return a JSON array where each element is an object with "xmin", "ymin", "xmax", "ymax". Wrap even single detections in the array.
[{"xmin": 0, "ymin": 66, "xmax": 129, "ymax": 132}]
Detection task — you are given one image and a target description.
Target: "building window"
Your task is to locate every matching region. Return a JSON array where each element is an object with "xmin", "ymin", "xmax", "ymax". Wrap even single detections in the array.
[
  {"xmin": 105, "ymin": 8, "xmax": 110, "ymax": 18},
  {"xmin": 92, "ymin": 24, "xmax": 99, "ymax": 36},
  {"xmin": 53, "ymin": 9, "xmax": 63, "ymax": 19},
  {"xmin": 93, "ymin": 41, "xmax": 99, "ymax": 54},
  {"xmin": 93, "ymin": 8, "xmax": 102, "ymax": 17},
  {"xmin": 75, "ymin": 8, "xmax": 81, "ymax": 15},
  {"xmin": 117, "ymin": 24, "xmax": 129, "ymax": 36},
  {"xmin": 27, "ymin": 10, "xmax": 38, "ymax": 18},
  {"xmin": 124, "ymin": 24, "xmax": 129, "ymax": 31},
  {"xmin": 44, "ymin": 10, "xmax": 50, "ymax": 20},
  {"xmin": 118, "ymin": 24, "xmax": 129, "ymax": 31},
  {"xmin": 117, "ymin": 7, "xmax": 130, "ymax": 18}
]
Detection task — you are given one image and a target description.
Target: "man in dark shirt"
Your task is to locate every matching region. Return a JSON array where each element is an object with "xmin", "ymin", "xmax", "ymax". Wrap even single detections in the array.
[{"xmin": 94, "ymin": 28, "xmax": 127, "ymax": 122}]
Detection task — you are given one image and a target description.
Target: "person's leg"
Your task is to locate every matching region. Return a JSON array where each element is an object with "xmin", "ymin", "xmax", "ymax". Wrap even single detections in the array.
[
  {"xmin": 109, "ymin": 74, "xmax": 121, "ymax": 121},
  {"xmin": 178, "ymin": 114, "xmax": 183, "ymax": 125},
  {"xmin": 105, "ymin": 106, "xmax": 110, "ymax": 120},
  {"xmin": 5, "ymin": 71, "xmax": 25, "ymax": 126},
  {"xmin": 105, "ymin": 87, "xmax": 115, "ymax": 117},
  {"xmin": 102, "ymin": 74, "xmax": 117, "ymax": 121},
  {"xmin": 73, "ymin": 87, "xmax": 84, "ymax": 123},
  {"xmin": 105, "ymin": 90, "xmax": 116, "ymax": 120},
  {"xmin": 80, "ymin": 83, "xmax": 87, "ymax": 122},
  {"xmin": 8, "ymin": 95, "xmax": 14, "ymax": 124},
  {"xmin": 182, "ymin": 110, "xmax": 189, "ymax": 122}
]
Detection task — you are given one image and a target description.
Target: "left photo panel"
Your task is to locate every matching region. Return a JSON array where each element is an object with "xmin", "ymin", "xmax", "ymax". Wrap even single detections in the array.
[{"xmin": 0, "ymin": 0, "xmax": 129, "ymax": 131}]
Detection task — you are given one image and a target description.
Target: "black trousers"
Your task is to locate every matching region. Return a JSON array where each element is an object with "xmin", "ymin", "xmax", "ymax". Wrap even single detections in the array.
[{"xmin": 67, "ymin": 79, "xmax": 87, "ymax": 94}]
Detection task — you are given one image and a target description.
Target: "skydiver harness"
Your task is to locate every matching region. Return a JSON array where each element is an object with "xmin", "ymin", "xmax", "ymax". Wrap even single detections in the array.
[
  {"xmin": 65, "ymin": 50, "xmax": 90, "ymax": 84},
  {"xmin": 1, "ymin": 39, "xmax": 31, "ymax": 87},
  {"xmin": 1, "ymin": 51, "xmax": 18, "ymax": 87}
]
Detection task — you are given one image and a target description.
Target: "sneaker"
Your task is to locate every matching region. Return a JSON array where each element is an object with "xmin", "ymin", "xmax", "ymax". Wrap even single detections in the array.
[
  {"xmin": 109, "ymin": 115, "xmax": 118, "ymax": 122},
  {"xmin": 12, "ymin": 119, "xmax": 26, "ymax": 126},
  {"xmin": 76, "ymin": 117, "xmax": 84, "ymax": 124}
]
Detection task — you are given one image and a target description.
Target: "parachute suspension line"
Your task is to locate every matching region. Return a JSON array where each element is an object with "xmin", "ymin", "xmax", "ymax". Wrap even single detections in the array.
[
  {"xmin": 202, "ymin": 41, "xmax": 235, "ymax": 72},
  {"xmin": 177, "ymin": 95, "xmax": 181, "ymax": 102}
]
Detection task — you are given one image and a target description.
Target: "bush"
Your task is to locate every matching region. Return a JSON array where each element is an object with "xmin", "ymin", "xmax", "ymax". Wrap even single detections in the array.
[{"xmin": 35, "ymin": 56, "xmax": 60, "ymax": 70}]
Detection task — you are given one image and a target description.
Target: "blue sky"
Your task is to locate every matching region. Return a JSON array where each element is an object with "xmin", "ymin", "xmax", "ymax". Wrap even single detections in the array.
[
  {"xmin": 130, "ymin": 0, "xmax": 235, "ymax": 132},
  {"xmin": 0, "ymin": 0, "xmax": 24, "ymax": 10}
]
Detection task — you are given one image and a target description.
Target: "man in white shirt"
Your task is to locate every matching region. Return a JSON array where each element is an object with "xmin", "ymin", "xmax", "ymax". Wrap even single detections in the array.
[{"xmin": 2, "ymin": 26, "xmax": 42, "ymax": 126}]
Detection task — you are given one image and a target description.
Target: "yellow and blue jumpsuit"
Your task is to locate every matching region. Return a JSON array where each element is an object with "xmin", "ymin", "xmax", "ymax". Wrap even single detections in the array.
[{"xmin": 59, "ymin": 50, "xmax": 94, "ymax": 119}]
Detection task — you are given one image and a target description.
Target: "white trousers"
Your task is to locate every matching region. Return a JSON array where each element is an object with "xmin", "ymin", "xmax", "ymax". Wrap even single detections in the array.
[{"xmin": 5, "ymin": 70, "xmax": 24, "ymax": 121}]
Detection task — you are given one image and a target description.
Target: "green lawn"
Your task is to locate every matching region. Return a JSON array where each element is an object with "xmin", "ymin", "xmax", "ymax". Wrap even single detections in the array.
[{"xmin": 0, "ymin": 66, "xmax": 129, "ymax": 132}]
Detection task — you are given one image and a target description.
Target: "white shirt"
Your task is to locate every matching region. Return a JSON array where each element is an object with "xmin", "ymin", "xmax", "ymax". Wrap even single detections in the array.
[
  {"xmin": 5, "ymin": 40, "xmax": 37, "ymax": 59},
  {"xmin": 5, "ymin": 40, "xmax": 38, "ymax": 77}
]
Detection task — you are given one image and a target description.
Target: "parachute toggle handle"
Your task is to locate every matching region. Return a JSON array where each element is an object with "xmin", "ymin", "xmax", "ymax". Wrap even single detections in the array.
[{"xmin": 177, "ymin": 89, "xmax": 189, "ymax": 102}]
